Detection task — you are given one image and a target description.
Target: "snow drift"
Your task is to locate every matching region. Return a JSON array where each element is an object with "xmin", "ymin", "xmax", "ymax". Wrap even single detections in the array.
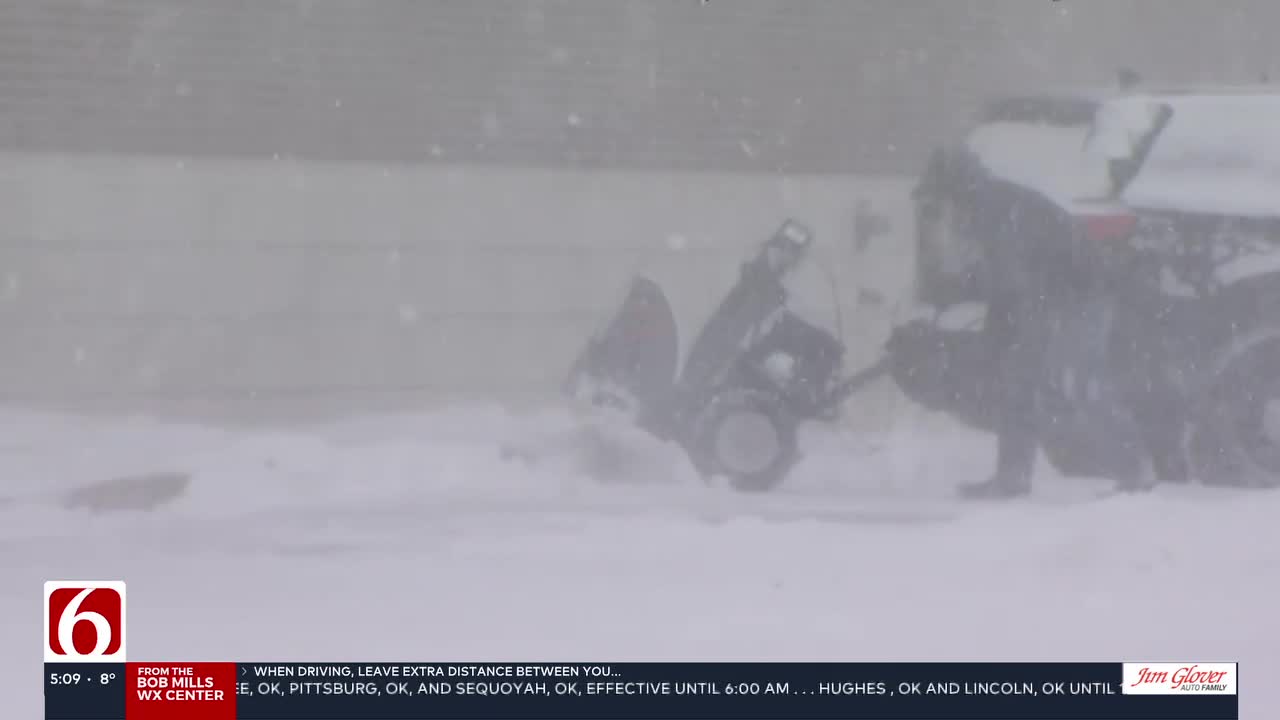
[{"xmin": 3, "ymin": 405, "xmax": 1278, "ymax": 718}]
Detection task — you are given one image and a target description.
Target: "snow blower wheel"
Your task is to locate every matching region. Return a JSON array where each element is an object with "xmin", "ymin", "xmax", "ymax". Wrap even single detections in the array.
[{"xmin": 689, "ymin": 389, "xmax": 798, "ymax": 493}]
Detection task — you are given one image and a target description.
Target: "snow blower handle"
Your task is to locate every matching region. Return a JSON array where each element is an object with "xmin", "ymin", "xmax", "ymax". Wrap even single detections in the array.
[{"xmin": 817, "ymin": 355, "xmax": 893, "ymax": 414}]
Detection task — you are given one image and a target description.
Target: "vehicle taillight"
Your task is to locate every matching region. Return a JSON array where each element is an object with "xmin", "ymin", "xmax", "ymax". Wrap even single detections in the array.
[{"xmin": 1081, "ymin": 213, "xmax": 1138, "ymax": 242}]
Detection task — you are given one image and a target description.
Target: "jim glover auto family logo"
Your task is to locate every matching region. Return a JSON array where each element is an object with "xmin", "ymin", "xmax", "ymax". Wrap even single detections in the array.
[{"xmin": 1122, "ymin": 663, "xmax": 1237, "ymax": 695}]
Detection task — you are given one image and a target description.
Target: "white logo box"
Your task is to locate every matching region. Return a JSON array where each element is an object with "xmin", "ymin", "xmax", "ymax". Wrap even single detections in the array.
[
  {"xmin": 1121, "ymin": 662, "xmax": 1236, "ymax": 695},
  {"xmin": 44, "ymin": 581, "xmax": 127, "ymax": 664}
]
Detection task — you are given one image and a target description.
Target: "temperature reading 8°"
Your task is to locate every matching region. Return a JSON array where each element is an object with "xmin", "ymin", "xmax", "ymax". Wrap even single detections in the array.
[
  {"xmin": 100, "ymin": 672, "xmax": 118, "ymax": 685},
  {"xmin": 726, "ymin": 682, "xmax": 760, "ymax": 695}
]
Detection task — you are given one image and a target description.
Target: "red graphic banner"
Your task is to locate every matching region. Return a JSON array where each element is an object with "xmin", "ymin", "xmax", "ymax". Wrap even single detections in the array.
[{"xmin": 125, "ymin": 662, "xmax": 236, "ymax": 720}]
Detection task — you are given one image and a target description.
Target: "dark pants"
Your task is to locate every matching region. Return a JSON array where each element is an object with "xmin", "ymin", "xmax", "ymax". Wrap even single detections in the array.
[
  {"xmin": 1114, "ymin": 298, "xmax": 1191, "ymax": 484},
  {"xmin": 1131, "ymin": 380, "xmax": 1190, "ymax": 483},
  {"xmin": 984, "ymin": 291, "xmax": 1051, "ymax": 485},
  {"xmin": 984, "ymin": 288, "xmax": 1189, "ymax": 489}
]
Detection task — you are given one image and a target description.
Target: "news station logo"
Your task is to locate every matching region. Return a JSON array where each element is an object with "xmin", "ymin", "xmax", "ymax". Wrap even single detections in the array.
[
  {"xmin": 44, "ymin": 581, "xmax": 127, "ymax": 663},
  {"xmin": 1121, "ymin": 662, "xmax": 1237, "ymax": 695}
]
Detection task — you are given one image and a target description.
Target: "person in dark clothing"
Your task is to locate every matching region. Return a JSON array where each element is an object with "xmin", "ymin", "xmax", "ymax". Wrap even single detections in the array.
[
  {"xmin": 954, "ymin": 172, "xmax": 1187, "ymax": 498},
  {"xmin": 1108, "ymin": 263, "xmax": 1193, "ymax": 487},
  {"xmin": 958, "ymin": 289, "xmax": 1051, "ymax": 498},
  {"xmin": 955, "ymin": 177, "xmax": 1070, "ymax": 498}
]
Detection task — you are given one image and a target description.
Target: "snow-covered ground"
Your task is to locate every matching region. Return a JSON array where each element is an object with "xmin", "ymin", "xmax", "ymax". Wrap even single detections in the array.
[{"xmin": 3, "ymin": 404, "xmax": 1276, "ymax": 717}]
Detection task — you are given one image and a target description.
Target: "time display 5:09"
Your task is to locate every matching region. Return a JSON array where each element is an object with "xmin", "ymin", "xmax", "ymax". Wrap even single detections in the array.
[{"xmin": 49, "ymin": 672, "xmax": 82, "ymax": 685}]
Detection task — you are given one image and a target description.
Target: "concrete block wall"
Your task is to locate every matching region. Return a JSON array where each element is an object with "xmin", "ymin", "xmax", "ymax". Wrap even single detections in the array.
[{"xmin": 0, "ymin": 153, "xmax": 916, "ymax": 423}]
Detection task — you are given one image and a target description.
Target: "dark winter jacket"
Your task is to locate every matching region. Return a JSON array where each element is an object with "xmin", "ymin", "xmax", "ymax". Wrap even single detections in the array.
[{"xmin": 968, "ymin": 174, "xmax": 1094, "ymax": 306}]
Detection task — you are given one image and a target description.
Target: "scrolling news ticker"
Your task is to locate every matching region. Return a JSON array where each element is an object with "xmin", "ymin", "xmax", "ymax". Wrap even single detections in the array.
[{"xmin": 43, "ymin": 580, "xmax": 1240, "ymax": 720}]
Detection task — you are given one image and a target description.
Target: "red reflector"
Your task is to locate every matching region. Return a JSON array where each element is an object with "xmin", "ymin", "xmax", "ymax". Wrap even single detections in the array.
[{"xmin": 1082, "ymin": 213, "xmax": 1137, "ymax": 242}]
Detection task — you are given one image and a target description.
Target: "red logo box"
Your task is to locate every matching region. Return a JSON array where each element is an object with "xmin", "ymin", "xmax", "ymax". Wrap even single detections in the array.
[
  {"xmin": 44, "ymin": 581, "xmax": 126, "ymax": 663},
  {"xmin": 127, "ymin": 662, "xmax": 238, "ymax": 720}
]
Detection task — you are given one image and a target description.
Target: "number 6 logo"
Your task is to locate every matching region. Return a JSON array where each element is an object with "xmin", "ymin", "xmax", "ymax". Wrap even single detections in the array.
[{"xmin": 44, "ymin": 581, "xmax": 126, "ymax": 663}]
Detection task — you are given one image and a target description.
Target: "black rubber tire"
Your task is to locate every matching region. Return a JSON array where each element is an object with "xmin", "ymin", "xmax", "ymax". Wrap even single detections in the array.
[
  {"xmin": 1188, "ymin": 328, "xmax": 1280, "ymax": 488},
  {"xmin": 688, "ymin": 388, "xmax": 799, "ymax": 493}
]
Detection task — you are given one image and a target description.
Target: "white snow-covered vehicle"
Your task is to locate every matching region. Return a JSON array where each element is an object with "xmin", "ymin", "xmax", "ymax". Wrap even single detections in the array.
[{"xmin": 899, "ymin": 88, "xmax": 1280, "ymax": 488}]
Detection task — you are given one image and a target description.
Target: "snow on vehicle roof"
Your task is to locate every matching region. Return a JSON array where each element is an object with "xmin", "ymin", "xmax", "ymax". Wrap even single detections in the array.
[
  {"xmin": 962, "ymin": 89, "xmax": 1280, "ymax": 217},
  {"xmin": 959, "ymin": 87, "xmax": 1135, "ymax": 210},
  {"xmin": 1117, "ymin": 93, "xmax": 1280, "ymax": 217},
  {"xmin": 963, "ymin": 121, "xmax": 1113, "ymax": 209}
]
